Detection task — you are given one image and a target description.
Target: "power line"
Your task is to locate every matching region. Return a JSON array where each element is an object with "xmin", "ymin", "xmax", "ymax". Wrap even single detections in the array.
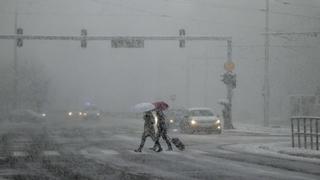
[
  {"xmin": 168, "ymin": 0, "xmax": 320, "ymax": 20},
  {"xmin": 265, "ymin": 31, "xmax": 320, "ymax": 37},
  {"xmin": 274, "ymin": 0, "xmax": 320, "ymax": 10},
  {"xmin": 268, "ymin": 10, "xmax": 320, "ymax": 20},
  {"xmin": 5, "ymin": 0, "xmax": 315, "ymax": 32}
]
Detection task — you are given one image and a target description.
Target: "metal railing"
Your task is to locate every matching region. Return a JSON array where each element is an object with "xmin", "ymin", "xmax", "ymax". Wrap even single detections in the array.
[{"xmin": 291, "ymin": 116, "xmax": 320, "ymax": 150}]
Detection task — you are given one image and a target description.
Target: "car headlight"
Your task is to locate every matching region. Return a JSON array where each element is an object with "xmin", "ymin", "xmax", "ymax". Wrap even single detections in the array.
[
  {"xmin": 83, "ymin": 112, "xmax": 87, "ymax": 116},
  {"xmin": 169, "ymin": 119, "xmax": 174, "ymax": 123},
  {"xmin": 216, "ymin": 119, "xmax": 221, "ymax": 124},
  {"xmin": 97, "ymin": 113, "xmax": 100, "ymax": 116},
  {"xmin": 79, "ymin": 112, "xmax": 82, "ymax": 116},
  {"xmin": 68, "ymin": 112, "xmax": 73, "ymax": 116},
  {"xmin": 42, "ymin": 113, "xmax": 46, "ymax": 117},
  {"xmin": 191, "ymin": 120, "xmax": 197, "ymax": 125}
]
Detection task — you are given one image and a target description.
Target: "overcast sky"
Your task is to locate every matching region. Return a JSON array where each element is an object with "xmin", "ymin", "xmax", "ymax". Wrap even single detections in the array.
[{"xmin": 0, "ymin": 0, "xmax": 319, "ymax": 124}]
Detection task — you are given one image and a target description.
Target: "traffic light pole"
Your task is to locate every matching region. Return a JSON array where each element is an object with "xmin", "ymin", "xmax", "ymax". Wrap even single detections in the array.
[
  {"xmin": 227, "ymin": 40, "xmax": 234, "ymax": 129},
  {"xmin": 13, "ymin": 0, "xmax": 19, "ymax": 110},
  {"xmin": 0, "ymin": 30, "xmax": 233, "ymax": 127},
  {"xmin": 219, "ymin": 40, "xmax": 236, "ymax": 129}
]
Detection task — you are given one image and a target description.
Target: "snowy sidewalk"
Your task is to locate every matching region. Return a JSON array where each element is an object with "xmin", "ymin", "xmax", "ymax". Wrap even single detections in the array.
[
  {"xmin": 224, "ymin": 123, "xmax": 320, "ymax": 163},
  {"xmin": 227, "ymin": 123, "xmax": 291, "ymax": 136}
]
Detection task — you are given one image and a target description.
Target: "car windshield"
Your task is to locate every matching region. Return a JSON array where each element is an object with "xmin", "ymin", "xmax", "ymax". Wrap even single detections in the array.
[
  {"xmin": 166, "ymin": 109, "xmax": 186, "ymax": 117},
  {"xmin": 189, "ymin": 110, "xmax": 214, "ymax": 116}
]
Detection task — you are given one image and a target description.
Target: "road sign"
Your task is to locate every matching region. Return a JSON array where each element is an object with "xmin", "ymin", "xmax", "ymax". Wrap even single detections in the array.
[
  {"xmin": 81, "ymin": 29, "xmax": 87, "ymax": 48},
  {"xmin": 224, "ymin": 61, "xmax": 235, "ymax": 72},
  {"xmin": 111, "ymin": 38, "xmax": 144, "ymax": 48},
  {"xmin": 16, "ymin": 28, "xmax": 23, "ymax": 47},
  {"xmin": 179, "ymin": 29, "xmax": 186, "ymax": 48}
]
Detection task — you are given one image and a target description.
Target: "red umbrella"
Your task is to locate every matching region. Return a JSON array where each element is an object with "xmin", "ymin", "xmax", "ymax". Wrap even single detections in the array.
[{"xmin": 152, "ymin": 101, "xmax": 169, "ymax": 111}]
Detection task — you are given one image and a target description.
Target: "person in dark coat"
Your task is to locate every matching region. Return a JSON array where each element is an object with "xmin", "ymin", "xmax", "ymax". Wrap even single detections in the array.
[
  {"xmin": 152, "ymin": 110, "xmax": 172, "ymax": 152},
  {"xmin": 134, "ymin": 111, "xmax": 157, "ymax": 152}
]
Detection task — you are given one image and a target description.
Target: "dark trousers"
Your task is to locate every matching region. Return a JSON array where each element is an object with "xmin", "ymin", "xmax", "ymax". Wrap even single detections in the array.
[
  {"xmin": 138, "ymin": 132, "xmax": 155, "ymax": 150},
  {"xmin": 154, "ymin": 128, "xmax": 172, "ymax": 150}
]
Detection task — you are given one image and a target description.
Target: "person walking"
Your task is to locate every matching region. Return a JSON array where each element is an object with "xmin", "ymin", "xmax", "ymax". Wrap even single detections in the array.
[
  {"xmin": 134, "ymin": 111, "xmax": 157, "ymax": 152},
  {"xmin": 152, "ymin": 110, "xmax": 172, "ymax": 152}
]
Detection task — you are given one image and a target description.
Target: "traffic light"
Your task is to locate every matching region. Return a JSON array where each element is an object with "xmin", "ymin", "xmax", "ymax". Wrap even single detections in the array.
[
  {"xmin": 81, "ymin": 29, "xmax": 87, "ymax": 48},
  {"xmin": 179, "ymin": 29, "xmax": 185, "ymax": 48},
  {"xmin": 16, "ymin": 28, "xmax": 23, "ymax": 47},
  {"xmin": 222, "ymin": 72, "xmax": 236, "ymax": 89}
]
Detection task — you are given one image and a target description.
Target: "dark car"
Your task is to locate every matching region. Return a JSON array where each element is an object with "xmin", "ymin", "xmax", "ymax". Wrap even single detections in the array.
[
  {"xmin": 165, "ymin": 108, "xmax": 187, "ymax": 131},
  {"xmin": 81, "ymin": 106, "xmax": 102, "ymax": 120},
  {"xmin": 65, "ymin": 109, "xmax": 83, "ymax": 120}
]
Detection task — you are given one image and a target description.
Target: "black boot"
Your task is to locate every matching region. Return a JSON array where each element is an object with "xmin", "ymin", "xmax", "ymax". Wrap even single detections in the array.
[
  {"xmin": 134, "ymin": 148, "xmax": 142, "ymax": 152},
  {"xmin": 156, "ymin": 147, "xmax": 163, "ymax": 152},
  {"xmin": 166, "ymin": 146, "xmax": 173, "ymax": 151}
]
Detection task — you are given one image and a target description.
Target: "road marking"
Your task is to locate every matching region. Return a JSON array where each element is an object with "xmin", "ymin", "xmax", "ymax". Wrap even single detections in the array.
[
  {"xmin": 80, "ymin": 148, "xmax": 119, "ymax": 156},
  {"xmin": 162, "ymin": 151, "xmax": 181, "ymax": 155},
  {"xmin": 11, "ymin": 151, "xmax": 61, "ymax": 157},
  {"xmin": 188, "ymin": 149, "xmax": 209, "ymax": 154},
  {"xmin": 42, "ymin": 150, "xmax": 60, "ymax": 156},
  {"xmin": 100, "ymin": 149, "xmax": 119, "ymax": 155},
  {"xmin": 128, "ymin": 150, "xmax": 150, "ymax": 154},
  {"xmin": 112, "ymin": 135, "xmax": 139, "ymax": 141},
  {"xmin": 12, "ymin": 151, "xmax": 28, "ymax": 157}
]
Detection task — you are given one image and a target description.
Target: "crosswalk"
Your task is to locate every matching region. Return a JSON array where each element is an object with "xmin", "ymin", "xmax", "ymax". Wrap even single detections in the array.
[{"xmin": 8, "ymin": 150, "xmax": 61, "ymax": 158}]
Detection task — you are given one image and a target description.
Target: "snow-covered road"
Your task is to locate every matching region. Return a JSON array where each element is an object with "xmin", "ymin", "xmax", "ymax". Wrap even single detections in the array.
[{"xmin": 0, "ymin": 116, "xmax": 319, "ymax": 180}]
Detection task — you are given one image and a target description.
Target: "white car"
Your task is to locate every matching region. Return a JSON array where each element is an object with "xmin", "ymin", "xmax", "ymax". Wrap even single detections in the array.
[{"xmin": 179, "ymin": 108, "xmax": 222, "ymax": 134}]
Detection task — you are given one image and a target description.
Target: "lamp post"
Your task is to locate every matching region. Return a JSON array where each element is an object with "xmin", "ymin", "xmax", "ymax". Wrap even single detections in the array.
[{"xmin": 263, "ymin": 0, "xmax": 270, "ymax": 127}]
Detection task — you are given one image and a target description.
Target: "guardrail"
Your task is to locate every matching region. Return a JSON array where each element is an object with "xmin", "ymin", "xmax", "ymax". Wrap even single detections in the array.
[{"xmin": 291, "ymin": 116, "xmax": 320, "ymax": 150}]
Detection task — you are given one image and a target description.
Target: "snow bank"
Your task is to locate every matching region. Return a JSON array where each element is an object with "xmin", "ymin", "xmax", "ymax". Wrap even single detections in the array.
[
  {"xmin": 224, "ymin": 123, "xmax": 320, "ymax": 163},
  {"xmin": 230, "ymin": 123, "xmax": 290, "ymax": 136},
  {"xmin": 225, "ymin": 142, "xmax": 320, "ymax": 163}
]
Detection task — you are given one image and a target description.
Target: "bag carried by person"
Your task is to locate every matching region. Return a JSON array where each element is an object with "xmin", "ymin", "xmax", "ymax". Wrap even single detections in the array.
[{"xmin": 171, "ymin": 137, "xmax": 185, "ymax": 151}]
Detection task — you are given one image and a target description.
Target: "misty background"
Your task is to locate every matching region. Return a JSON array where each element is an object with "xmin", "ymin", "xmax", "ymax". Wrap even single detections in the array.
[{"xmin": 0, "ymin": 0, "xmax": 319, "ymax": 125}]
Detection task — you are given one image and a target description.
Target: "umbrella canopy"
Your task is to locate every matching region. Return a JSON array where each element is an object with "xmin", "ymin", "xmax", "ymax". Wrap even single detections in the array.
[
  {"xmin": 152, "ymin": 101, "xmax": 169, "ymax": 111},
  {"xmin": 132, "ymin": 102, "xmax": 155, "ymax": 113}
]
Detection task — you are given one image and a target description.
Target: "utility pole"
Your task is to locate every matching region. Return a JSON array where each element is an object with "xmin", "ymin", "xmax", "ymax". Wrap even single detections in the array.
[
  {"xmin": 13, "ymin": 0, "xmax": 18, "ymax": 110},
  {"xmin": 186, "ymin": 57, "xmax": 190, "ymax": 107},
  {"xmin": 221, "ymin": 40, "xmax": 236, "ymax": 129},
  {"xmin": 263, "ymin": 0, "xmax": 270, "ymax": 127},
  {"xmin": 204, "ymin": 57, "xmax": 209, "ymax": 107}
]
